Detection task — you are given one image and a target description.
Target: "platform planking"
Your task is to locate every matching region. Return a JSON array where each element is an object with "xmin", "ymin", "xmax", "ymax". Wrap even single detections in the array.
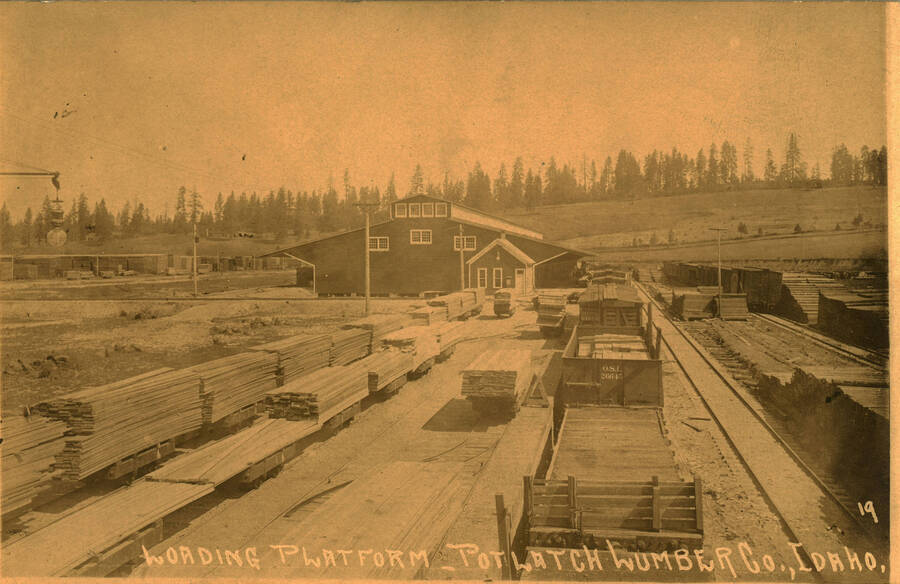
[
  {"xmin": 248, "ymin": 461, "xmax": 469, "ymax": 579},
  {"xmin": 426, "ymin": 405, "xmax": 553, "ymax": 581},
  {"xmin": 146, "ymin": 418, "xmax": 320, "ymax": 485},
  {"xmin": 549, "ymin": 407, "xmax": 680, "ymax": 483},
  {"xmin": 2, "ymin": 480, "xmax": 213, "ymax": 577}
]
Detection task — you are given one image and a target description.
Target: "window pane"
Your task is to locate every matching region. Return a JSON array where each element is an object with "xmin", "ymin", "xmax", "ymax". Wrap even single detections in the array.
[
  {"xmin": 409, "ymin": 203, "xmax": 420, "ymax": 217},
  {"xmin": 395, "ymin": 203, "xmax": 407, "ymax": 217},
  {"xmin": 435, "ymin": 203, "xmax": 448, "ymax": 216},
  {"xmin": 422, "ymin": 203, "xmax": 434, "ymax": 217}
]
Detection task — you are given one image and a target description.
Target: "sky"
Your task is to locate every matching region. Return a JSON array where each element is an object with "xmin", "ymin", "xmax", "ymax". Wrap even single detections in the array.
[{"xmin": 0, "ymin": 2, "xmax": 888, "ymax": 218}]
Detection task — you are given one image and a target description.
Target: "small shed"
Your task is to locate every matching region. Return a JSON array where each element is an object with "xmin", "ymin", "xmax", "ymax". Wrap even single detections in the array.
[{"xmin": 467, "ymin": 237, "xmax": 535, "ymax": 295}]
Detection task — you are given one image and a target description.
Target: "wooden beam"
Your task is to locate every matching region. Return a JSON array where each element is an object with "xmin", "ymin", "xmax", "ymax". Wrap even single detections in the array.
[
  {"xmin": 495, "ymin": 493, "xmax": 511, "ymax": 580},
  {"xmin": 652, "ymin": 485, "xmax": 662, "ymax": 532},
  {"xmin": 694, "ymin": 475, "xmax": 704, "ymax": 533}
]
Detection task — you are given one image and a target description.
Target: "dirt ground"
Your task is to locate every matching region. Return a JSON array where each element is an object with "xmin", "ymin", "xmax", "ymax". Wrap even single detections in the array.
[{"xmin": 0, "ymin": 274, "xmax": 421, "ymax": 413}]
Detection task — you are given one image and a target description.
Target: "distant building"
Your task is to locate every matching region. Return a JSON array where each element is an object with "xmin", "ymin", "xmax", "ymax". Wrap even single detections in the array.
[{"xmin": 260, "ymin": 194, "xmax": 588, "ymax": 295}]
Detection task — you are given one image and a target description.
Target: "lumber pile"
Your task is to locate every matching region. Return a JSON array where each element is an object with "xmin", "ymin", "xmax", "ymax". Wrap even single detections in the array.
[
  {"xmin": 265, "ymin": 364, "xmax": 368, "ymax": 421},
  {"xmin": 428, "ymin": 291, "xmax": 479, "ymax": 320},
  {"xmin": 250, "ymin": 334, "xmax": 331, "ymax": 384},
  {"xmin": 461, "ymin": 349, "xmax": 533, "ymax": 403},
  {"xmin": 359, "ymin": 349, "xmax": 414, "ymax": 392},
  {"xmin": 380, "ymin": 326, "xmax": 441, "ymax": 369},
  {"xmin": 342, "ymin": 313, "xmax": 411, "ymax": 350},
  {"xmin": 464, "ymin": 287, "xmax": 486, "ymax": 308},
  {"xmin": 34, "ymin": 368, "xmax": 203, "ymax": 480},
  {"xmin": 329, "ymin": 328, "xmax": 372, "ymax": 366},
  {"xmin": 434, "ymin": 321, "xmax": 467, "ymax": 351},
  {"xmin": 187, "ymin": 353, "xmax": 279, "ymax": 425},
  {"xmin": 1, "ymin": 416, "xmax": 66, "ymax": 516},
  {"xmin": 537, "ymin": 293, "xmax": 567, "ymax": 325},
  {"xmin": 410, "ymin": 305, "xmax": 448, "ymax": 326},
  {"xmin": 718, "ymin": 294, "xmax": 750, "ymax": 320}
]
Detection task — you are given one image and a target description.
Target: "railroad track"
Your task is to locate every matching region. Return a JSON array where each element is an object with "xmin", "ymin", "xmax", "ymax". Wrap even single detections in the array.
[
  {"xmin": 679, "ymin": 321, "xmax": 862, "ymax": 516},
  {"xmin": 753, "ymin": 312, "xmax": 888, "ymax": 369},
  {"xmin": 634, "ymin": 281, "xmax": 888, "ymax": 580}
]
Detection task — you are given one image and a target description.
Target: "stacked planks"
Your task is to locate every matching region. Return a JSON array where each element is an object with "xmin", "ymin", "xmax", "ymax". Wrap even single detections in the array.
[
  {"xmin": 410, "ymin": 305, "xmax": 448, "ymax": 326},
  {"xmin": 464, "ymin": 287, "xmax": 486, "ymax": 309},
  {"xmin": 1, "ymin": 416, "xmax": 66, "ymax": 516},
  {"xmin": 358, "ymin": 349, "xmax": 414, "ymax": 392},
  {"xmin": 250, "ymin": 334, "xmax": 331, "ymax": 384},
  {"xmin": 265, "ymin": 364, "xmax": 368, "ymax": 421},
  {"xmin": 461, "ymin": 349, "xmax": 533, "ymax": 404},
  {"xmin": 434, "ymin": 321, "xmax": 468, "ymax": 352},
  {"xmin": 187, "ymin": 353, "xmax": 279, "ymax": 425},
  {"xmin": 35, "ymin": 368, "xmax": 203, "ymax": 480},
  {"xmin": 718, "ymin": 294, "xmax": 750, "ymax": 320},
  {"xmin": 329, "ymin": 328, "xmax": 372, "ymax": 366},
  {"xmin": 380, "ymin": 326, "xmax": 441, "ymax": 369},
  {"xmin": 342, "ymin": 313, "xmax": 411, "ymax": 351},
  {"xmin": 427, "ymin": 292, "xmax": 473, "ymax": 320}
]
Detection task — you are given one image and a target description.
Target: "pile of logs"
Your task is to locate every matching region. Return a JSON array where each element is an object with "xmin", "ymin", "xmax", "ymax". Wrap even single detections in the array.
[
  {"xmin": 251, "ymin": 334, "xmax": 332, "ymax": 384},
  {"xmin": 330, "ymin": 328, "xmax": 372, "ymax": 366},
  {"xmin": 1, "ymin": 416, "xmax": 66, "ymax": 516},
  {"xmin": 381, "ymin": 326, "xmax": 441, "ymax": 369},
  {"xmin": 187, "ymin": 353, "xmax": 279, "ymax": 424},
  {"xmin": 265, "ymin": 365, "xmax": 368, "ymax": 420},
  {"xmin": 35, "ymin": 368, "xmax": 203, "ymax": 480},
  {"xmin": 461, "ymin": 349, "xmax": 533, "ymax": 404},
  {"xmin": 342, "ymin": 314, "xmax": 411, "ymax": 351}
]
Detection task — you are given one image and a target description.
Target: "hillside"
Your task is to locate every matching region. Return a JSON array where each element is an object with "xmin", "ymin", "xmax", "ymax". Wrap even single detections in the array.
[{"xmin": 505, "ymin": 185, "xmax": 887, "ymax": 252}]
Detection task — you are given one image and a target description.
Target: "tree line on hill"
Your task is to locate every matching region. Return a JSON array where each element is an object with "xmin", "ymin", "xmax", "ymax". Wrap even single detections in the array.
[{"xmin": 0, "ymin": 134, "xmax": 887, "ymax": 250}]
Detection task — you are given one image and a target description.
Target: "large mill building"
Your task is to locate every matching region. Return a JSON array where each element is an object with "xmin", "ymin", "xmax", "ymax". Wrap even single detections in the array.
[{"xmin": 262, "ymin": 194, "xmax": 588, "ymax": 296}]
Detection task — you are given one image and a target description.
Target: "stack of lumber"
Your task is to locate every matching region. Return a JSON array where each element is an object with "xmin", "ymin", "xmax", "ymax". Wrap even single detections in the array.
[
  {"xmin": 187, "ymin": 353, "xmax": 279, "ymax": 425},
  {"xmin": 250, "ymin": 334, "xmax": 331, "ymax": 384},
  {"xmin": 576, "ymin": 334, "xmax": 649, "ymax": 359},
  {"xmin": 380, "ymin": 326, "xmax": 441, "ymax": 369},
  {"xmin": 35, "ymin": 368, "xmax": 203, "ymax": 480},
  {"xmin": 434, "ymin": 321, "xmax": 467, "ymax": 351},
  {"xmin": 342, "ymin": 313, "xmax": 411, "ymax": 350},
  {"xmin": 428, "ymin": 291, "xmax": 476, "ymax": 320},
  {"xmin": 461, "ymin": 349, "xmax": 533, "ymax": 404},
  {"xmin": 718, "ymin": 294, "xmax": 750, "ymax": 320},
  {"xmin": 537, "ymin": 292, "xmax": 567, "ymax": 324},
  {"xmin": 410, "ymin": 305, "xmax": 448, "ymax": 326},
  {"xmin": 2, "ymin": 416, "xmax": 66, "ymax": 516},
  {"xmin": 672, "ymin": 291, "xmax": 715, "ymax": 320},
  {"xmin": 464, "ymin": 287, "xmax": 486, "ymax": 308},
  {"xmin": 358, "ymin": 349, "xmax": 414, "ymax": 392},
  {"xmin": 265, "ymin": 364, "xmax": 368, "ymax": 421},
  {"xmin": 329, "ymin": 328, "xmax": 372, "ymax": 366}
]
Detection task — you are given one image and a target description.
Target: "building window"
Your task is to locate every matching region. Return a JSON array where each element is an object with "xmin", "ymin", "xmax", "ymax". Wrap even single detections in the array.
[
  {"xmin": 493, "ymin": 267, "xmax": 503, "ymax": 289},
  {"xmin": 478, "ymin": 268, "xmax": 488, "ymax": 288},
  {"xmin": 453, "ymin": 235, "xmax": 477, "ymax": 251},
  {"xmin": 409, "ymin": 203, "xmax": 421, "ymax": 217},
  {"xmin": 422, "ymin": 202, "xmax": 434, "ymax": 217},
  {"xmin": 368, "ymin": 236, "xmax": 389, "ymax": 251},
  {"xmin": 395, "ymin": 203, "xmax": 407, "ymax": 218},
  {"xmin": 435, "ymin": 202, "xmax": 448, "ymax": 217},
  {"xmin": 410, "ymin": 229, "xmax": 432, "ymax": 245}
]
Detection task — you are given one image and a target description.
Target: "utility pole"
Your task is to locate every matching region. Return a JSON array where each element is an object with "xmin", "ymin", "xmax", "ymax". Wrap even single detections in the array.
[
  {"xmin": 458, "ymin": 224, "xmax": 465, "ymax": 290},
  {"xmin": 354, "ymin": 200, "xmax": 379, "ymax": 315},
  {"xmin": 192, "ymin": 222, "xmax": 199, "ymax": 297},
  {"xmin": 709, "ymin": 227, "xmax": 727, "ymax": 318}
]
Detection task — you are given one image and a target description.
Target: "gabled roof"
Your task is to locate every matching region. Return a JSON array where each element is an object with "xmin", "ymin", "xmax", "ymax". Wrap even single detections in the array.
[
  {"xmin": 394, "ymin": 193, "xmax": 544, "ymax": 241},
  {"xmin": 466, "ymin": 238, "xmax": 535, "ymax": 266}
]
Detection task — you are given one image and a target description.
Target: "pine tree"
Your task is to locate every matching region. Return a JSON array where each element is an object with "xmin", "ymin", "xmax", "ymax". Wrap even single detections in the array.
[
  {"xmin": 409, "ymin": 164, "xmax": 424, "ymax": 197},
  {"xmin": 464, "ymin": 162, "xmax": 492, "ymax": 210},
  {"xmin": 384, "ymin": 173, "xmax": 398, "ymax": 205},
  {"xmin": 188, "ymin": 188, "xmax": 203, "ymax": 223},
  {"xmin": 742, "ymin": 138, "xmax": 755, "ymax": 183},
  {"xmin": 695, "ymin": 149, "xmax": 706, "ymax": 190},
  {"xmin": 0, "ymin": 202, "xmax": 12, "ymax": 250},
  {"xmin": 764, "ymin": 149, "xmax": 777, "ymax": 185},
  {"xmin": 600, "ymin": 156, "xmax": 613, "ymax": 195},
  {"xmin": 707, "ymin": 143, "xmax": 719, "ymax": 188},
  {"xmin": 510, "ymin": 158, "xmax": 525, "ymax": 208},
  {"xmin": 493, "ymin": 163, "xmax": 509, "ymax": 209},
  {"xmin": 782, "ymin": 133, "xmax": 804, "ymax": 186},
  {"xmin": 214, "ymin": 193, "xmax": 225, "ymax": 225}
]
